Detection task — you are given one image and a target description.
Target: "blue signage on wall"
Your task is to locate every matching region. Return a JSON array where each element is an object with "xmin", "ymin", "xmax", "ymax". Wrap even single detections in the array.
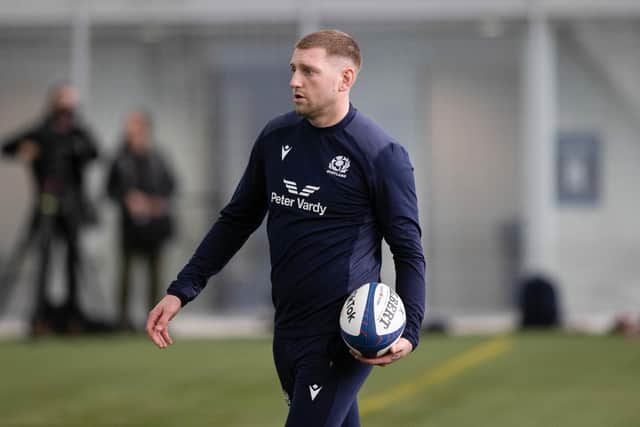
[{"xmin": 556, "ymin": 131, "xmax": 601, "ymax": 205}]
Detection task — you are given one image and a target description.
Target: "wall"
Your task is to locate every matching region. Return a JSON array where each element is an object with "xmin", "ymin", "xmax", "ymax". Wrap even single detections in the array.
[{"xmin": 556, "ymin": 30, "xmax": 640, "ymax": 326}]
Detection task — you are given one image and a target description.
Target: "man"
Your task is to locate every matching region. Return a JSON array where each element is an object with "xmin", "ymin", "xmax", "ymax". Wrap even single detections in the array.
[
  {"xmin": 2, "ymin": 84, "xmax": 99, "ymax": 335},
  {"xmin": 146, "ymin": 30, "xmax": 426, "ymax": 426},
  {"xmin": 107, "ymin": 111, "xmax": 176, "ymax": 331}
]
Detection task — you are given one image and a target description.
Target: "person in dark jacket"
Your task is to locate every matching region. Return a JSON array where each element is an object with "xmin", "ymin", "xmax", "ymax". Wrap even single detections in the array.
[
  {"xmin": 1, "ymin": 84, "xmax": 99, "ymax": 335},
  {"xmin": 107, "ymin": 111, "xmax": 176, "ymax": 331}
]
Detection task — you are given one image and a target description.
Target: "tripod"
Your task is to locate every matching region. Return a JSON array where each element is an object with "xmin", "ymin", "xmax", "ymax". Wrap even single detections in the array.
[
  {"xmin": 0, "ymin": 210, "xmax": 39, "ymax": 318},
  {"xmin": 0, "ymin": 193, "xmax": 95, "ymax": 335}
]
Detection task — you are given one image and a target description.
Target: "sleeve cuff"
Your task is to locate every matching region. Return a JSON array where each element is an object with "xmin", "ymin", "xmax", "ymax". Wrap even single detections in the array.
[{"xmin": 166, "ymin": 288, "xmax": 188, "ymax": 307}]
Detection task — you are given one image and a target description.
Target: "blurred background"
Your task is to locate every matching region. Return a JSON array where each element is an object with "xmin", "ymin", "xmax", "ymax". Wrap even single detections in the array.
[
  {"xmin": 2, "ymin": 2, "xmax": 640, "ymax": 426},
  {"xmin": 0, "ymin": 0, "xmax": 639, "ymax": 337}
]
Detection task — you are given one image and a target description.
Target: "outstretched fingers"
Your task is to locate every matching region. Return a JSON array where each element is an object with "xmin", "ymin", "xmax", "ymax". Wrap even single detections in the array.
[
  {"xmin": 146, "ymin": 295, "xmax": 182, "ymax": 349},
  {"xmin": 146, "ymin": 306, "xmax": 172, "ymax": 349},
  {"xmin": 146, "ymin": 307, "xmax": 167, "ymax": 349},
  {"xmin": 158, "ymin": 314, "xmax": 174, "ymax": 347}
]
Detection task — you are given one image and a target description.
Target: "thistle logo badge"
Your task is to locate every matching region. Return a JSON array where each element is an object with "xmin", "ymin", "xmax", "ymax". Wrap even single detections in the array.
[{"xmin": 326, "ymin": 155, "xmax": 350, "ymax": 178}]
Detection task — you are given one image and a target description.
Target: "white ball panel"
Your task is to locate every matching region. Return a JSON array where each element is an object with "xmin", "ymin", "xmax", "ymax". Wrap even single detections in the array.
[
  {"xmin": 373, "ymin": 284, "xmax": 406, "ymax": 336},
  {"xmin": 339, "ymin": 283, "xmax": 370, "ymax": 336}
]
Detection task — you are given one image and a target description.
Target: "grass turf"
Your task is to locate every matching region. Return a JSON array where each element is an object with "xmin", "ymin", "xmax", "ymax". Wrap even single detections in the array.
[{"xmin": 0, "ymin": 333, "xmax": 638, "ymax": 426}]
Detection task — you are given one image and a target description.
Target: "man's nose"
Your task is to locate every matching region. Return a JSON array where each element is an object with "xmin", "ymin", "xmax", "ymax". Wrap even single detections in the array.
[{"xmin": 290, "ymin": 72, "xmax": 301, "ymax": 88}]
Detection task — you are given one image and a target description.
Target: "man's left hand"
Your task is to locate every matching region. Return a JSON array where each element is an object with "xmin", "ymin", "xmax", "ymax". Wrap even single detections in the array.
[{"xmin": 351, "ymin": 337, "xmax": 413, "ymax": 367}]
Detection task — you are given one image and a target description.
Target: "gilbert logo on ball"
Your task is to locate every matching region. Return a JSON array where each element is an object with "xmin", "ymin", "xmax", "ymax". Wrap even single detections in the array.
[{"xmin": 339, "ymin": 282, "xmax": 406, "ymax": 358}]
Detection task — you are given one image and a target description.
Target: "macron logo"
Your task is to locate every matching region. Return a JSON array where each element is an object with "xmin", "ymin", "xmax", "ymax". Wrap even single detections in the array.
[
  {"xmin": 281, "ymin": 145, "xmax": 293, "ymax": 160},
  {"xmin": 283, "ymin": 179, "xmax": 320, "ymax": 197},
  {"xmin": 309, "ymin": 384, "xmax": 322, "ymax": 401}
]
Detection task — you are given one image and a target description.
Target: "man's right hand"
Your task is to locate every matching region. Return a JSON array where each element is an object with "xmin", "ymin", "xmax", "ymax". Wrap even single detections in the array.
[{"xmin": 146, "ymin": 295, "xmax": 182, "ymax": 349}]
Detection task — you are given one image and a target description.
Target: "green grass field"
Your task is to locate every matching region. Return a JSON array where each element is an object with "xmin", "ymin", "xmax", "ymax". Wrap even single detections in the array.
[{"xmin": 0, "ymin": 333, "xmax": 638, "ymax": 426}]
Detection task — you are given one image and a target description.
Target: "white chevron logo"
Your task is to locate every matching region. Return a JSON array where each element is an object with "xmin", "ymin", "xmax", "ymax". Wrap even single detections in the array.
[
  {"xmin": 283, "ymin": 179, "xmax": 320, "ymax": 197},
  {"xmin": 309, "ymin": 384, "xmax": 322, "ymax": 401},
  {"xmin": 281, "ymin": 145, "xmax": 293, "ymax": 160}
]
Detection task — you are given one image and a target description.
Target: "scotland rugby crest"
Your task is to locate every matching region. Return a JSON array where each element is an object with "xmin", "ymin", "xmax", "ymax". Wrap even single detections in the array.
[{"xmin": 326, "ymin": 155, "xmax": 350, "ymax": 178}]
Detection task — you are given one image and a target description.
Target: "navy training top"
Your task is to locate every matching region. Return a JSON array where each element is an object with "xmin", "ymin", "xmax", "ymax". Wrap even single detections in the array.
[{"xmin": 167, "ymin": 104, "xmax": 426, "ymax": 349}]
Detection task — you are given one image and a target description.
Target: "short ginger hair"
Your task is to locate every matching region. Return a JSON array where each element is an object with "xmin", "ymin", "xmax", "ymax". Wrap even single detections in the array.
[{"xmin": 295, "ymin": 29, "xmax": 362, "ymax": 70}]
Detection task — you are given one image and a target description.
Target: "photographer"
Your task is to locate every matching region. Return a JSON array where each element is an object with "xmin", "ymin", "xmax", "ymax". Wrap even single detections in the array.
[{"xmin": 2, "ymin": 84, "xmax": 99, "ymax": 336}]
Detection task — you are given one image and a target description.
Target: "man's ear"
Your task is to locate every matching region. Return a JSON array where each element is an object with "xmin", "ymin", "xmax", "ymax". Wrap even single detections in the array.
[{"xmin": 339, "ymin": 67, "xmax": 357, "ymax": 92}]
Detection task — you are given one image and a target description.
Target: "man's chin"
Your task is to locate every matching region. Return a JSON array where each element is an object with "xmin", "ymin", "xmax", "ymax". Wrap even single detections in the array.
[{"xmin": 293, "ymin": 105, "xmax": 310, "ymax": 118}]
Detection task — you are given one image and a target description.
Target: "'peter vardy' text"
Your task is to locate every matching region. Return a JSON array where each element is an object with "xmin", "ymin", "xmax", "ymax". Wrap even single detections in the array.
[{"xmin": 271, "ymin": 192, "xmax": 327, "ymax": 216}]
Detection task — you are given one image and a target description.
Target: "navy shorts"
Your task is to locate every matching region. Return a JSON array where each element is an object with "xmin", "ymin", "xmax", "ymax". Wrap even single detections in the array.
[{"xmin": 273, "ymin": 333, "xmax": 373, "ymax": 427}]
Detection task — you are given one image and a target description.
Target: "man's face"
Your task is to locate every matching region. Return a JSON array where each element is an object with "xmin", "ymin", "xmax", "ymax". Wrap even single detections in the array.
[
  {"xmin": 52, "ymin": 86, "xmax": 78, "ymax": 113},
  {"xmin": 289, "ymin": 47, "xmax": 344, "ymax": 120},
  {"xmin": 49, "ymin": 86, "xmax": 78, "ymax": 131},
  {"xmin": 125, "ymin": 113, "xmax": 150, "ymax": 153}
]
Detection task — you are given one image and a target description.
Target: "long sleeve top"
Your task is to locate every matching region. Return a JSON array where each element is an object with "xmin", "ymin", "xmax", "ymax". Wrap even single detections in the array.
[{"xmin": 168, "ymin": 104, "xmax": 426, "ymax": 349}]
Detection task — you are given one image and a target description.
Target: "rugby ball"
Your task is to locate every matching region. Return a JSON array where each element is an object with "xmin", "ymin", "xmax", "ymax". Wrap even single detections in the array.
[{"xmin": 339, "ymin": 282, "xmax": 406, "ymax": 358}]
